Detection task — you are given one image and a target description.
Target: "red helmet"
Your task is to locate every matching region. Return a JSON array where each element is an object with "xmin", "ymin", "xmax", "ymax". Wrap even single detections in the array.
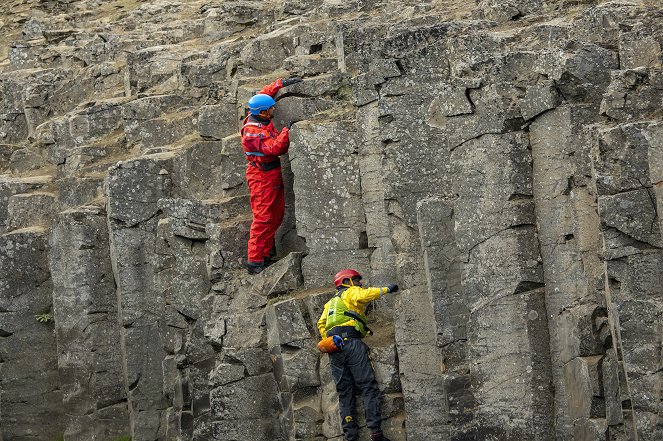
[{"xmin": 334, "ymin": 269, "xmax": 362, "ymax": 288}]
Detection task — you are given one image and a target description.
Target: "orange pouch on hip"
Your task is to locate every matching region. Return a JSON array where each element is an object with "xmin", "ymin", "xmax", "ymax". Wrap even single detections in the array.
[{"xmin": 318, "ymin": 336, "xmax": 341, "ymax": 353}]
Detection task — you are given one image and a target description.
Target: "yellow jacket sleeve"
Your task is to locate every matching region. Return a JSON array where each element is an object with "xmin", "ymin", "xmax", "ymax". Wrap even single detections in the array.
[
  {"xmin": 317, "ymin": 301, "xmax": 330, "ymax": 338},
  {"xmin": 345, "ymin": 286, "xmax": 388, "ymax": 305}
]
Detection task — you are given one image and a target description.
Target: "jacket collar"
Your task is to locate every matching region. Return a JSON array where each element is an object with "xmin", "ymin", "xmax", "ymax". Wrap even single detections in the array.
[{"xmin": 249, "ymin": 114, "xmax": 271, "ymax": 125}]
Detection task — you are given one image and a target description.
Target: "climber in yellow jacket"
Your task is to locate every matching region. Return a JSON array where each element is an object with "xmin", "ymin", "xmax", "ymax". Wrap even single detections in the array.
[{"xmin": 317, "ymin": 269, "xmax": 399, "ymax": 441}]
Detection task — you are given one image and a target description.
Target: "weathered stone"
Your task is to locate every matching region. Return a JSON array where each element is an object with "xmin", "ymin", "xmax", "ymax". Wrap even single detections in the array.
[
  {"xmin": 134, "ymin": 111, "xmax": 198, "ymax": 151},
  {"xmin": 598, "ymin": 188, "xmax": 662, "ymax": 247},
  {"xmin": 283, "ymin": 54, "xmax": 338, "ymax": 77},
  {"xmin": 416, "ymin": 197, "xmax": 465, "ymax": 350},
  {"xmin": 613, "ymin": 250, "xmax": 663, "ymax": 441},
  {"xmin": 370, "ymin": 343, "xmax": 401, "ymax": 394},
  {"xmin": 557, "ymin": 304, "xmax": 605, "ymax": 364},
  {"xmin": 395, "ymin": 286, "xmax": 449, "ymax": 440},
  {"xmin": 366, "ymin": 72, "xmax": 454, "ymax": 227},
  {"xmin": 0, "ymin": 144, "xmax": 17, "ymax": 171},
  {"xmin": 0, "ymin": 228, "xmax": 65, "ymax": 440},
  {"xmin": 0, "ymin": 175, "xmax": 51, "ymax": 233},
  {"xmin": 22, "ymin": 17, "xmax": 45, "ymax": 39},
  {"xmin": 35, "ymin": 116, "xmax": 71, "ymax": 166},
  {"xmin": 249, "ymin": 252, "xmax": 304, "ymax": 297},
  {"xmin": 267, "ymin": 298, "xmax": 313, "ymax": 347},
  {"xmin": 106, "ymin": 154, "xmax": 174, "ymax": 227},
  {"xmin": 180, "ymin": 44, "xmax": 239, "ymax": 94},
  {"xmin": 212, "ymin": 419, "xmax": 280, "ymax": 441},
  {"xmin": 460, "ymin": 218, "xmax": 552, "ymax": 439},
  {"xmin": 0, "ymin": 111, "xmax": 29, "ymax": 145},
  {"xmin": 224, "ymin": 347, "xmax": 273, "ymax": 376},
  {"xmin": 206, "ymin": 218, "xmax": 251, "ymax": 273},
  {"xmin": 600, "ymin": 69, "xmax": 663, "ymax": 122},
  {"xmin": 106, "ymin": 154, "xmax": 176, "ymax": 439},
  {"xmin": 56, "ymin": 175, "xmax": 104, "ymax": 209},
  {"xmin": 476, "ymin": 0, "xmax": 543, "ymax": 21},
  {"xmin": 643, "ymin": 123, "xmax": 663, "ymax": 242},
  {"xmin": 1, "ymin": 2, "xmax": 663, "ymax": 440},
  {"xmin": 158, "ymin": 196, "xmax": 249, "ymax": 240},
  {"xmin": 290, "ymin": 121, "xmax": 364, "ymax": 252},
  {"xmin": 592, "ymin": 123, "xmax": 654, "ymax": 196},
  {"xmin": 292, "ymin": 399, "xmax": 324, "ymax": 439},
  {"xmin": 239, "ymin": 25, "xmax": 297, "ymax": 73},
  {"xmin": 218, "ymin": 134, "xmax": 247, "ymax": 195},
  {"xmin": 569, "ymin": 2, "xmax": 634, "ymax": 47},
  {"xmin": 198, "ymin": 104, "xmax": 239, "ymax": 140},
  {"xmin": 555, "ymin": 43, "xmax": 620, "ymax": 104},
  {"xmin": 282, "ymin": 0, "xmax": 324, "ymax": 15},
  {"xmin": 9, "ymin": 147, "xmax": 48, "ymax": 173},
  {"xmin": 8, "ymin": 40, "xmax": 55, "ymax": 70},
  {"xmin": 222, "ymin": 309, "xmax": 267, "ymax": 349},
  {"xmin": 7, "ymin": 191, "xmax": 55, "ymax": 230},
  {"xmin": 35, "ymin": 99, "xmax": 123, "ymax": 170},
  {"xmin": 203, "ymin": 1, "xmax": 268, "ymax": 39},
  {"xmin": 49, "ymin": 206, "xmax": 131, "ymax": 440},
  {"xmin": 451, "ymin": 132, "xmax": 535, "ymax": 253},
  {"xmin": 69, "ymin": 99, "xmax": 125, "ymax": 145},
  {"xmin": 433, "ymin": 84, "xmax": 473, "ymax": 117},
  {"xmin": 519, "ymin": 82, "xmax": 562, "ymax": 120},
  {"xmin": 271, "ymin": 96, "xmax": 336, "ymax": 131},
  {"xmin": 619, "ymin": 34, "xmax": 661, "ymax": 70},
  {"xmin": 565, "ymin": 356, "xmax": 605, "ymax": 419},
  {"xmin": 124, "ymin": 98, "xmax": 198, "ymax": 151},
  {"xmin": 574, "ymin": 418, "xmax": 608, "ymax": 440},
  {"xmin": 151, "ymin": 216, "xmax": 216, "ymax": 438},
  {"xmin": 122, "ymin": 94, "xmax": 190, "ymax": 122},
  {"xmin": 210, "ymin": 373, "xmax": 279, "ymax": 419},
  {"xmin": 301, "ymin": 249, "xmax": 372, "ymax": 289},
  {"xmin": 277, "ymin": 72, "xmax": 351, "ymax": 100},
  {"xmin": 427, "ymin": 84, "xmax": 522, "ymax": 151},
  {"xmin": 21, "ymin": 69, "xmax": 97, "ymax": 137},
  {"xmin": 267, "ymin": 295, "xmax": 324, "ymax": 440},
  {"xmin": 601, "ymin": 349, "xmax": 623, "ymax": 426},
  {"xmin": 58, "ymin": 140, "xmax": 126, "ymax": 177},
  {"xmin": 209, "ymin": 363, "xmax": 245, "ymax": 387},
  {"xmin": 124, "ymin": 44, "xmax": 199, "ymax": 96}
]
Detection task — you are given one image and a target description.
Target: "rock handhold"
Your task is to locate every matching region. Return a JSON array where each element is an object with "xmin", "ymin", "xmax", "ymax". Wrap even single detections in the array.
[{"xmin": 249, "ymin": 252, "xmax": 304, "ymax": 297}]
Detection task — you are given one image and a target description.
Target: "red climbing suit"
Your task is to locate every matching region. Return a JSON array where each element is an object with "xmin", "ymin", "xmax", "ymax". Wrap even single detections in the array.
[{"xmin": 241, "ymin": 79, "xmax": 290, "ymax": 264}]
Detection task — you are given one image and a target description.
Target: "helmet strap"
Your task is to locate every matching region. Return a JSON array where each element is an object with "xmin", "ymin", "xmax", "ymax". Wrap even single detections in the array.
[{"xmin": 258, "ymin": 107, "xmax": 275, "ymax": 119}]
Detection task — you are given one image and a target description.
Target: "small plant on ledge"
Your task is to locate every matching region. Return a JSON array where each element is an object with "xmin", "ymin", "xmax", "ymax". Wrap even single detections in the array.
[{"xmin": 35, "ymin": 312, "xmax": 54, "ymax": 323}]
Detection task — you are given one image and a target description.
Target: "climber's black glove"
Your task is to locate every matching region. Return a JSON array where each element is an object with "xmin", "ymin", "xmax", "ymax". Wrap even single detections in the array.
[
  {"xmin": 387, "ymin": 284, "xmax": 399, "ymax": 293},
  {"xmin": 282, "ymin": 77, "xmax": 303, "ymax": 87},
  {"xmin": 286, "ymin": 121, "xmax": 296, "ymax": 129}
]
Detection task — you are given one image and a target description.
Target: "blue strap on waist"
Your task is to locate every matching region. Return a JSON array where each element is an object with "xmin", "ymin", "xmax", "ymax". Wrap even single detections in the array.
[{"xmin": 245, "ymin": 151, "xmax": 265, "ymax": 157}]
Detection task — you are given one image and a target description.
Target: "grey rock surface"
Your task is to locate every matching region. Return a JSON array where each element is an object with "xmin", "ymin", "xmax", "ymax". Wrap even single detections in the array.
[
  {"xmin": 0, "ymin": 1, "xmax": 661, "ymax": 441},
  {"xmin": 0, "ymin": 227, "xmax": 64, "ymax": 440},
  {"xmin": 49, "ymin": 206, "xmax": 131, "ymax": 440}
]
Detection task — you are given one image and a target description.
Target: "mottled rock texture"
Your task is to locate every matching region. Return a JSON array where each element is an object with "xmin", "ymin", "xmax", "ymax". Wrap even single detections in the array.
[{"xmin": 0, "ymin": 1, "xmax": 661, "ymax": 440}]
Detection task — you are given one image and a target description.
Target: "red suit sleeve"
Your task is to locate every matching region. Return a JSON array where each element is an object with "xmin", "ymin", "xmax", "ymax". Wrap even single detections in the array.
[
  {"xmin": 258, "ymin": 79, "xmax": 284, "ymax": 97},
  {"xmin": 242, "ymin": 126, "xmax": 290, "ymax": 158},
  {"xmin": 259, "ymin": 127, "xmax": 290, "ymax": 156}
]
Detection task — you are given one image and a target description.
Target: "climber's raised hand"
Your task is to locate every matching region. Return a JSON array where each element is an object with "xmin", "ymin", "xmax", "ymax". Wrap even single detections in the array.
[{"xmin": 282, "ymin": 77, "xmax": 303, "ymax": 87}]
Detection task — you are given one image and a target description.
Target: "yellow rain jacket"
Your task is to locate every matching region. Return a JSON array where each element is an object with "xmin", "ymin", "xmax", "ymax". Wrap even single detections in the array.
[{"xmin": 317, "ymin": 285, "xmax": 389, "ymax": 337}]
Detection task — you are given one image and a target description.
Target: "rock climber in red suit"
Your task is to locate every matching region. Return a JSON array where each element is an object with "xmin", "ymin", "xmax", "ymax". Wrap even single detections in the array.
[{"xmin": 240, "ymin": 77, "xmax": 302, "ymax": 274}]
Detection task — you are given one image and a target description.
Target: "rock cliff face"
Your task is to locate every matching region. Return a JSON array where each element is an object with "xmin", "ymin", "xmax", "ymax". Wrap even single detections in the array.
[{"xmin": 0, "ymin": 1, "xmax": 661, "ymax": 440}]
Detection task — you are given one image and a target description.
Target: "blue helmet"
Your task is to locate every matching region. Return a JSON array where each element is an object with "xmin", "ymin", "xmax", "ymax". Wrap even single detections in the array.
[{"xmin": 248, "ymin": 94, "xmax": 276, "ymax": 115}]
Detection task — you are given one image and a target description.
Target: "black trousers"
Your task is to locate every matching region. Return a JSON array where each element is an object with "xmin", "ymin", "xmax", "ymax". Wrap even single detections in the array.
[{"xmin": 329, "ymin": 338, "xmax": 382, "ymax": 441}]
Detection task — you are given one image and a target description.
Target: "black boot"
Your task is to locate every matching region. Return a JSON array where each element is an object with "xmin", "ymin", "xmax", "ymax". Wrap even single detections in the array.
[
  {"xmin": 247, "ymin": 261, "xmax": 264, "ymax": 275},
  {"xmin": 370, "ymin": 431, "xmax": 391, "ymax": 441}
]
